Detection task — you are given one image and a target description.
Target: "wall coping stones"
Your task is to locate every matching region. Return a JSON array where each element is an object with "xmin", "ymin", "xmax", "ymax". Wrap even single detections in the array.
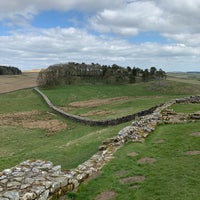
[{"xmin": 1, "ymin": 93, "xmax": 199, "ymax": 199}]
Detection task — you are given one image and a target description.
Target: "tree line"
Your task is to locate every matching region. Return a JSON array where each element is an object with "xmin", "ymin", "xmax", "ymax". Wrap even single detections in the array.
[
  {"xmin": 0, "ymin": 65, "xmax": 22, "ymax": 75},
  {"xmin": 37, "ymin": 62, "xmax": 166, "ymax": 87}
]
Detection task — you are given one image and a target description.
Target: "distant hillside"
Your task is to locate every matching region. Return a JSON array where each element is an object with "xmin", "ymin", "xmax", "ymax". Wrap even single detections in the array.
[
  {"xmin": 167, "ymin": 71, "xmax": 200, "ymax": 85},
  {"xmin": 0, "ymin": 65, "xmax": 22, "ymax": 75},
  {"xmin": 187, "ymin": 71, "xmax": 200, "ymax": 73}
]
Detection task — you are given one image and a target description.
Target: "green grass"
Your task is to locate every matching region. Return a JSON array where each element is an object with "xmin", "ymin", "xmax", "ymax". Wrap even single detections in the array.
[
  {"xmin": 66, "ymin": 96, "xmax": 169, "ymax": 120},
  {"xmin": 0, "ymin": 121, "xmax": 127, "ymax": 171},
  {"xmin": 73, "ymin": 122, "xmax": 200, "ymax": 200},
  {"xmin": 171, "ymin": 103, "xmax": 200, "ymax": 113},
  {"xmin": 1, "ymin": 81, "xmax": 199, "ymax": 171},
  {"xmin": 167, "ymin": 72, "xmax": 200, "ymax": 85},
  {"xmin": 0, "ymin": 81, "xmax": 199, "ymax": 200},
  {"xmin": 0, "ymin": 88, "xmax": 128, "ymax": 171},
  {"xmin": 41, "ymin": 81, "xmax": 200, "ymax": 105},
  {"xmin": 40, "ymin": 80, "xmax": 200, "ymax": 120},
  {"xmin": 0, "ymin": 89, "xmax": 48, "ymax": 113}
]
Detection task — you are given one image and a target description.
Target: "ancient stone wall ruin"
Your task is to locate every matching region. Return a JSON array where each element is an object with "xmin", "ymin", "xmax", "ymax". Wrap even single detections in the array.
[{"xmin": 0, "ymin": 94, "xmax": 199, "ymax": 200}]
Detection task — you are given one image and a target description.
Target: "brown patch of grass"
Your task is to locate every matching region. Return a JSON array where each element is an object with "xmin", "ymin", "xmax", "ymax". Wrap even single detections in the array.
[
  {"xmin": 0, "ymin": 72, "xmax": 38, "ymax": 94},
  {"xmin": 0, "ymin": 110, "xmax": 67, "ymax": 135},
  {"xmin": 127, "ymin": 152, "xmax": 139, "ymax": 157},
  {"xmin": 68, "ymin": 96, "xmax": 129, "ymax": 108},
  {"xmin": 23, "ymin": 69, "xmax": 42, "ymax": 72},
  {"xmin": 154, "ymin": 139, "xmax": 165, "ymax": 144},
  {"xmin": 80, "ymin": 110, "xmax": 115, "ymax": 117},
  {"xmin": 22, "ymin": 119, "xmax": 67, "ymax": 135},
  {"xmin": 120, "ymin": 176, "xmax": 146, "ymax": 184},
  {"xmin": 185, "ymin": 150, "xmax": 200, "ymax": 155},
  {"xmin": 137, "ymin": 157, "xmax": 156, "ymax": 164},
  {"xmin": 95, "ymin": 190, "xmax": 118, "ymax": 200},
  {"xmin": 0, "ymin": 111, "xmax": 41, "ymax": 123},
  {"xmin": 190, "ymin": 132, "xmax": 200, "ymax": 137}
]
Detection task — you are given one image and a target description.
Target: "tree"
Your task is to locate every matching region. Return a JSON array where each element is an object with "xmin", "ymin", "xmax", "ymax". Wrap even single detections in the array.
[
  {"xmin": 150, "ymin": 66, "xmax": 157, "ymax": 79},
  {"xmin": 156, "ymin": 68, "xmax": 166, "ymax": 86},
  {"xmin": 37, "ymin": 62, "xmax": 166, "ymax": 87},
  {"xmin": 0, "ymin": 66, "xmax": 22, "ymax": 75},
  {"xmin": 142, "ymin": 69, "xmax": 150, "ymax": 81},
  {"xmin": 126, "ymin": 67, "xmax": 135, "ymax": 83}
]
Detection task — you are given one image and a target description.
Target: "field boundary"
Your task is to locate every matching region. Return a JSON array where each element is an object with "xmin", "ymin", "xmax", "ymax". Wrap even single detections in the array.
[{"xmin": 34, "ymin": 87, "xmax": 161, "ymax": 126}]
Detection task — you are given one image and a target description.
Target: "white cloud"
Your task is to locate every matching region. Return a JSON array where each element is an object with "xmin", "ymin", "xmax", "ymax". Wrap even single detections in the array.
[
  {"xmin": 159, "ymin": 0, "xmax": 200, "ymax": 34},
  {"xmin": 90, "ymin": 1, "xmax": 165, "ymax": 36},
  {"xmin": 1, "ymin": 0, "xmax": 199, "ymax": 37},
  {"xmin": 163, "ymin": 33, "xmax": 200, "ymax": 47},
  {"xmin": 90, "ymin": 0, "xmax": 200, "ymax": 35},
  {"xmin": 0, "ymin": 1, "xmax": 200, "ymax": 71},
  {"xmin": 0, "ymin": 0, "xmax": 125, "ymax": 29},
  {"xmin": 0, "ymin": 27, "xmax": 199, "ymax": 71},
  {"xmin": 0, "ymin": 0, "xmax": 124, "ymax": 20}
]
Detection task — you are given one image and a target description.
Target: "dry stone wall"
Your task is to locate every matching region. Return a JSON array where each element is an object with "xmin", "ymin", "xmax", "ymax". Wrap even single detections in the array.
[
  {"xmin": 0, "ymin": 94, "xmax": 200, "ymax": 200},
  {"xmin": 34, "ymin": 87, "xmax": 160, "ymax": 126}
]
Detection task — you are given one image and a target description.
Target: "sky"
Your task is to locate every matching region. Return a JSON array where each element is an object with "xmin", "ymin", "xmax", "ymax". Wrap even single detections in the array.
[{"xmin": 0, "ymin": 0, "xmax": 200, "ymax": 72}]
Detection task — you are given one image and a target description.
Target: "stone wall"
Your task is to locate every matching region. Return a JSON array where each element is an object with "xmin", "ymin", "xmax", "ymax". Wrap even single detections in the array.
[
  {"xmin": 0, "ymin": 95, "xmax": 199, "ymax": 200},
  {"xmin": 175, "ymin": 95, "xmax": 200, "ymax": 104},
  {"xmin": 34, "ymin": 87, "xmax": 161, "ymax": 126}
]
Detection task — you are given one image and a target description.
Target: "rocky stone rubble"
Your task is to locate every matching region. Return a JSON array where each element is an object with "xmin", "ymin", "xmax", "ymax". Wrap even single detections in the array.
[
  {"xmin": 0, "ymin": 96, "xmax": 199, "ymax": 200},
  {"xmin": 175, "ymin": 95, "xmax": 200, "ymax": 104},
  {"xmin": 0, "ymin": 147, "xmax": 119, "ymax": 200},
  {"xmin": 117, "ymin": 100, "xmax": 176, "ymax": 142}
]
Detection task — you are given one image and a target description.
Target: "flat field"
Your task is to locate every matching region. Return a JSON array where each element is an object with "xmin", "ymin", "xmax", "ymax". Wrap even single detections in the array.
[{"xmin": 0, "ymin": 72, "xmax": 38, "ymax": 94}]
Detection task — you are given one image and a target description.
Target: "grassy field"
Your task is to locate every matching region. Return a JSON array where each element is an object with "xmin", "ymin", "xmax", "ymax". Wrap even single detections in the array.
[
  {"xmin": 0, "ymin": 77, "xmax": 200, "ymax": 199},
  {"xmin": 40, "ymin": 80, "xmax": 200, "ymax": 120},
  {"xmin": 72, "ymin": 122, "xmax": 200, "ymax": 200},
  {"xmin": 0, "ymin": 72, "xmax": 38, "ymax": 94},
  {"xmin": 0, "ymin": 88, "xmax": 129, "ymax": 171},
  {"xmin": 171, "ymin": 103, "xmax": 200, "ymax": 113},
  {"xmin": 167, "ymin": 72, "xmax": 200, "ymax": 85}
]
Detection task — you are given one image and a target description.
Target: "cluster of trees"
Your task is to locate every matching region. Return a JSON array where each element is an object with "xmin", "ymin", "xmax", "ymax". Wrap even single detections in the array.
[
  {"xmin": 37, "ymin": 62, "xmax": 166, "ymax": 87},
  {"xmin": 0, "ymin": 65, "xmax": 22, "ymax": 75}
]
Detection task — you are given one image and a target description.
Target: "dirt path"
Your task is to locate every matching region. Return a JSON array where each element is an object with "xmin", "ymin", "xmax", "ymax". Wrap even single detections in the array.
[{"xmin": 0, "ymin": 72, "xmax": 38, "ymax": 94}]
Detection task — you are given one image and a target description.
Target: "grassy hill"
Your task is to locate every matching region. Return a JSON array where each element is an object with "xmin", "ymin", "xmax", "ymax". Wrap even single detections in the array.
[
  {"xmin": 73, "ymin": 121, "xmax": 200, "ymax": 200},
  {"xmin": 167, "ymin": 72, "xmax": 200, "ymax": 85},
  {"xmin": 40, "ymin": 80, "xmax": 200, "ymax": 120},
  {"xmin": 0, "ymin": 78, "xmax": 200, "ymax": 199}
]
